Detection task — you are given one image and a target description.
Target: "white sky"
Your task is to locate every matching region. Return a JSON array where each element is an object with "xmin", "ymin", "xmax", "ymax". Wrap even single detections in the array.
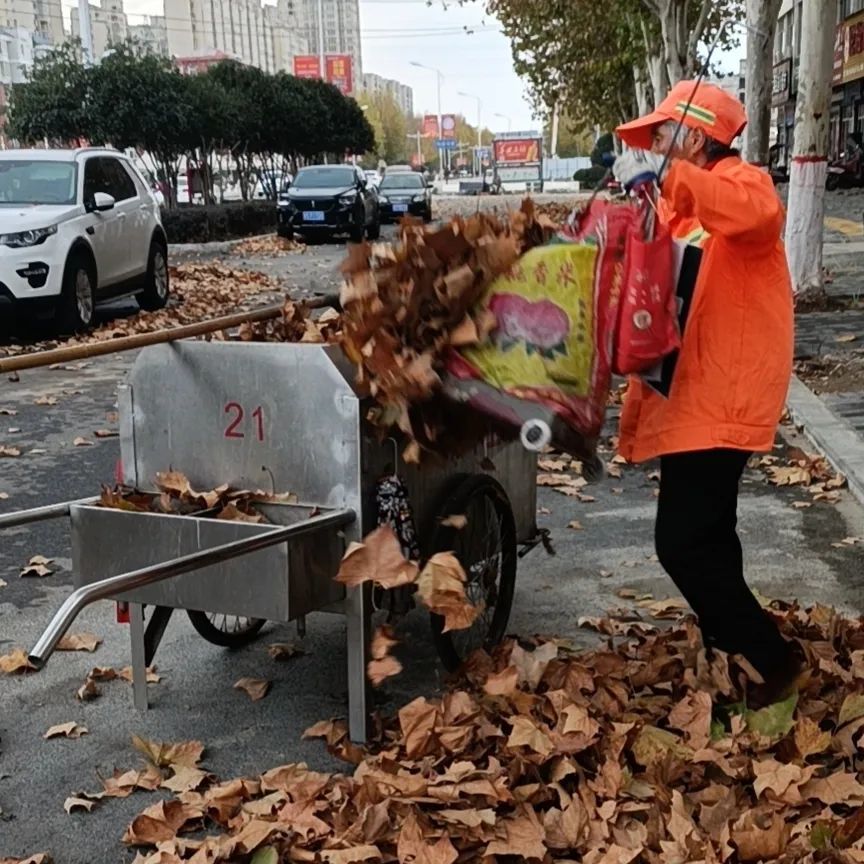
[
  {"xmin": 61, "ymin": 0, "xmax": 539, "ymax": 132},
  {"xmin": 62, "ymin": 0, "xmax": 745, "ymax": 134}
]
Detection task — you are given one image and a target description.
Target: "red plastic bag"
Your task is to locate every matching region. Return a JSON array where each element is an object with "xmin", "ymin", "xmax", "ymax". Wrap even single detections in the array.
[{"xmin": 612, "ymin": 217, "xmax": 680, "ymax": 375}]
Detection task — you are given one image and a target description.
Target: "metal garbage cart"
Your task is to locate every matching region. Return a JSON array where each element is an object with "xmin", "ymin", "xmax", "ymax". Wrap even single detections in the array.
[{"xmin": 8, "ymin": 341, "xmax": 540, "ymax": 741}]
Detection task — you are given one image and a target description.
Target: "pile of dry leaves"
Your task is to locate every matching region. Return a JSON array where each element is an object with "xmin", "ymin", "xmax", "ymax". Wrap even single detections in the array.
[
  {"xmin": 338, "ymin": 200, "xmax": 559, "ymax": 461},
  {"xmin": 231, "ymin": 235, "xmax": 306, "ymax": 258},
  {"xmin": 0, "ymin": 264, "xmax": 282, "ymax": 359},
  {"xmin": 235, "ymin": 298, "xmax": 342, "ymax": 345},
  {"xmin": 58, "ymin": 598, "xmax": 864, "ymax": 864},
  {"xmin": 98, "ymin": 470, "xmax": 298, "ymax": 524},
  {"xmin": 757, "ymin": 448, "xmax": 847, "ymax": 505}
]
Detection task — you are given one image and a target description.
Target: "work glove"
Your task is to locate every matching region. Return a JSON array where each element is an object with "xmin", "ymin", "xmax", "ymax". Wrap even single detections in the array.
[{"xmin": 613, "ymin": 149, "xmax": 667, "ymax": 192}]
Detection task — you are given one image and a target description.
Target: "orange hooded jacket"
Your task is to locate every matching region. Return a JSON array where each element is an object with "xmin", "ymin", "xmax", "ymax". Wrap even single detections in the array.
[{"xmin": 618, "ymin": 155, "xmax": 793, "ymax": 463}]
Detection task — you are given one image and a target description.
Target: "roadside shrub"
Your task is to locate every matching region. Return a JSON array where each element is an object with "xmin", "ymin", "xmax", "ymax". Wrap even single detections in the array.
[
  {"xmin": 161, "ymin": 202, "xmax": 276, "ymax": 244},
  {"xmin": 573, "ymin": 166, "xmax": 608, "ymax": 187}
]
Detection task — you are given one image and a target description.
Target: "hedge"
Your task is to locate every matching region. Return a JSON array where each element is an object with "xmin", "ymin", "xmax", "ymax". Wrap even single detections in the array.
[
  {"xmin": 573, "ymin": 166, "xmax": 608, "ymax": 188},
  {"xmin": 161, "ymin": 201, "xmax": 277, "ymax": 244}
]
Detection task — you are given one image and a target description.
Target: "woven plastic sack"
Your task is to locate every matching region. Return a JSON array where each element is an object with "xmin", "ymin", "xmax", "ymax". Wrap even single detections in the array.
[{"xmin": 448, "ymin": 201, "xmax": 631, "ymax": 442}]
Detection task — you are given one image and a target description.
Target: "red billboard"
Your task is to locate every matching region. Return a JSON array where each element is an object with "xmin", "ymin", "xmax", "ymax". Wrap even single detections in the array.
[
  {"xmin": 293, "ymin": 55, "xmax": 321, "ymax": 79},
  {"xmin": 493, "ymin": 138, "xmax": 542, "ymax": 165},
  {"xmin": 326, "ymin": 54, "xmax": 354, "ymax": 95},
  {"xmin": 423, "ymin": 115, "xmax": 439, "ymax": 138},
  {"xmin": 441, "ymin": 114, "xmax": 457, "ymax": 140}
]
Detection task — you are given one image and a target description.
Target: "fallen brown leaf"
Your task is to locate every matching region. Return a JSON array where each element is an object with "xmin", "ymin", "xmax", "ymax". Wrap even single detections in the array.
[
  {"xmin": 72, "ymin": 437, "xmax": 93, "ymax": 447},
  {"xmin": 0, "ymin": 649, "xmax": 36, "ymax": 674},
  {"xmin": 267, "ymin": 642, "xmax": 305, "ymax": 661},
  {"xmin": 57, "ymin": 632, "xmax": 102, "ymax": 653},
  {"xmin": 336, "ymin": 525, "xmax": 419, "ymax": 590},
  {"xmin": 131, "ymin": 735, "xmax": 204, "ymax": 769},
  {"xmin": 44, "ymin": 722, "xmax": 88, "ymax": 739},
  {"xmin": 64, "ymin": 796, "xmax": 97, "ymax": 814},
  {"xmin": 234, "ymin": 677, "xmax": 271, "ymax": 702}
]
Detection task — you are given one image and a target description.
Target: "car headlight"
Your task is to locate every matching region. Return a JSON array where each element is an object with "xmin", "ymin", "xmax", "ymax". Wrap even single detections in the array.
[
  {"xmin": 412, "ymin": 195, "xmax": 425, "ymax": 203},
  {"xmin": 1, "ymin": 225, "xmax": 58, "ymax": 248},
  {"xmin": 339, "ymin": 191, "xmax": 358, "ymax": 206}
]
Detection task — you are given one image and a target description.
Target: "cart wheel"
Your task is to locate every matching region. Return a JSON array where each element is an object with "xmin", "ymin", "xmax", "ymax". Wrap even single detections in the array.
[
  {"xmin": 186, "ymin": 610, "xmax": 266, "ymax": 647},
  {"xmin": 428, "ymin": 475, "xmax": 517, "ymax": 671}
]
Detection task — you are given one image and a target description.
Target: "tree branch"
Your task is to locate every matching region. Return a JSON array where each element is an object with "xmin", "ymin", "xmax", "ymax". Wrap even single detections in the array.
[{"xmin": 687, "ymin": 0, "xmax": 713, "ymax": 68}]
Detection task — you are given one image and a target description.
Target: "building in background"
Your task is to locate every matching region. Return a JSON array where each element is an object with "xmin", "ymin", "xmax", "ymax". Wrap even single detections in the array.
[
  {"xmin": 835, "ymin": 0, "xmax": 864, "ymax": 157},
  {"xmin": 165, "ymin": 0, "xmax": 306, "ymax": 73},
  {"xmin": 0, "ymin": 0, "xmax": 63, "ymax": 45},
  {"xmin": 71, "ymin": 1, "xmax": 129, "ymax": 59},
  {"xmin": 128, "ymin": 15, "xmax": 169, "ymax": 57},
  {"xmin": 362, "ymin": 72, "xmax": 414, "ymax": 115},
  {"xmin": 293, "ymin": 0, "xmax": 362, "ymax": 79},
  {"xmin": 175, "ymin": 49, "xmax": 238, "ymax": 75},
  {"xmin": 0, "ymin": 26, "xmax": 34, "ymax": 85}
]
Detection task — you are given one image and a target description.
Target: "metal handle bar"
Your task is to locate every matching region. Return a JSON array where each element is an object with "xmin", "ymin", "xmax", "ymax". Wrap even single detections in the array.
[
  {"xmin": 0, "ymin": 497, "xmax": 99, "ymax": 529},
  {"xmin": 28, "ymin": 507, "xmax": 356, "ymax": 668}
]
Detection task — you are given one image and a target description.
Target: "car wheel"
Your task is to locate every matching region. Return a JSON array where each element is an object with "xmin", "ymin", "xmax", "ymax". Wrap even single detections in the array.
[
  {"xmin": 138, "ymin": 240, "xmax": 170, "ymax": 311},
  {"xmin": 366, "ymin": 210, "xmax": 381, "ymax": 240},
  {"xmin": 56, "ymin": 253, "xmax": 95, "ymax": 334},
  {"xmin": 826, "ymin": 172, "xmax": 841, "ymax": 192},
  {"xmin": 277, "ymin": 223, "xmax": 294, "ymax": 240},
  {"xmin": 424, "ymin": 205, "xmax": 433, "ymax": 224}
]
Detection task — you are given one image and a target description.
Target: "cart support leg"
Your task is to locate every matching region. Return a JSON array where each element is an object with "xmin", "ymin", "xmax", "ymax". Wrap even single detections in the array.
[
  {"xmin": 129, "ymin": 603, "xmax": 149, "ymax": 711},
  {"xmin": 346, "ymin": 584, "xmax": 372, "ymax": 743},
  {"xmin": 145, "ymin": 606, "xmax": 174, "ymax": 667}
]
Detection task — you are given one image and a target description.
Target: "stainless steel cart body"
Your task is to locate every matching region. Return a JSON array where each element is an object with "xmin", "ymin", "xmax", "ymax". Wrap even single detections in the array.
[{"xmin": 13, "ymin": 341, "xmax": 538, "ymax": 740}]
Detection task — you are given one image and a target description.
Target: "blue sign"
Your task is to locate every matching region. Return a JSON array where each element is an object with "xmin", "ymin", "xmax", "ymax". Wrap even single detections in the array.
[{"xmin": 436, "ymin": 139, "xmax": 458, "ymax": 151}]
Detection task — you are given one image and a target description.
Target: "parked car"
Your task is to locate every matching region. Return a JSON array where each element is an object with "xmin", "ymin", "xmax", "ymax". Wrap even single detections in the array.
[
  {"xmin": 276, "ymin": 164, "xmax": 380, "ymax": 242},
  {"xmin": 0, "ymin": 147, "xmax": 169, "ymax": 333},
  {"xmin": 378, "ymin": 171, "xmax": 433, "ymax": 223},
  {"xmin": 385, "ymin": 164, "xmax": 415, "ymax": 174}
]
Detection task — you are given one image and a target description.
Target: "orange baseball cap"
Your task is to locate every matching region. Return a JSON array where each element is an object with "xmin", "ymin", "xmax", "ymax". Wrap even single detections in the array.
[{"xmin": 616, "ymin": 79, "xmax": 748, "ymax": 150}]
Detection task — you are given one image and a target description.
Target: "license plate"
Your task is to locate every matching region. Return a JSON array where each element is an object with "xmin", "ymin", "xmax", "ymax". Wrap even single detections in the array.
[
  {"xmin": 303, "ymin": 211, "xmax": 325, "ymax": 222},
  {"xmin": 393, "ymin": 204, "xmax": 409, "ymax": 213}
]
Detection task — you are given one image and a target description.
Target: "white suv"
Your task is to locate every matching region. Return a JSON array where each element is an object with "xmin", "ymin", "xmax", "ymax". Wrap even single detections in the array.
[{"xmin": 0, "ymin": 148, "xmax": 169, "ymax": 332}]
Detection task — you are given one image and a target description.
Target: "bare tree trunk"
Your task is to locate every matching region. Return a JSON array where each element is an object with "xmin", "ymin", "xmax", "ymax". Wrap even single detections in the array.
[
  {"xmin": 634, "ymin": 66, "xmax": 652, "ymax": 116},
  {"xmin": 785, "ymin": 0, "xmax": 836, "ymax": 296},
  {"xmin": 640, "ymin": 16, "xmax": 669, "ymax": 103},
  {"xmin": 743, "ymin": 0, "xmax": 783, "ymax": 165}
]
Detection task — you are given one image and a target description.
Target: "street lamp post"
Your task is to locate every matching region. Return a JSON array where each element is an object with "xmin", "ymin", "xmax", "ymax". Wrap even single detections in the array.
[
  {"xmin": 411, "ymin": 60, "xmax": 444, "ymax": 179},
  {"xmin": 458, "ymin": 90, "xmax": 483, "ymax": 176},
  {"xmin": 494, "ymin": 113, "xmax": 513, "ymax": 133}
]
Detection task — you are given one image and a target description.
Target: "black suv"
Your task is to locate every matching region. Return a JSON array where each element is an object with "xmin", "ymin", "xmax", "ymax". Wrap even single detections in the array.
[
  {"xmin": 277, "ymin": 164, "xmax": 380, "ymax": 242},
  {"xmin": 378, "ymin": 171, "xmax": 433, "ymax": 223}
]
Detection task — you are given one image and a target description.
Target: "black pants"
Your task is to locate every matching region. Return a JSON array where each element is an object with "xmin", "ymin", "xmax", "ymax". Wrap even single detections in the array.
[{"xmin": 655, "ymin": 449, "xmax": 794, "ymax": 683}]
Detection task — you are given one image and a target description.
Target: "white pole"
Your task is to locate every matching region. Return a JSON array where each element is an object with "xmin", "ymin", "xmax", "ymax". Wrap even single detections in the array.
[
  {"xmin": 317, "ymin": 0, "xmax": 325, "ymax": 79},
  {"xmin": 550, "ymin": 100, "xmax": 560, "ymax": 158},
  {"xmin": 78, "ymin": 0, "xmax": 95, "ymax": 65},
  {"xmin": 784, "ymin": 0, "xmax": 836, "ymax": 296},
  {"xmin": 437, "ymin": 69, "xmax": 444, "ymax": 178}
]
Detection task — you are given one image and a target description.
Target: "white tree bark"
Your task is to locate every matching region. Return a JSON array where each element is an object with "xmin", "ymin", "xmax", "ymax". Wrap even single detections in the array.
[
  {"xmin": 743, "ymin": 0, "xmax": 783, "ymax": 165},
  {"xmin": 634, "ymin": 65, "xmax": 652, "ymax": 116},
  {"xmin": 785, "ymin": 0, "xmax": 836, "ymax": 296},
  {"xmin": 643, "ymin": 0, "xmax": 713, "ymax": 86}
]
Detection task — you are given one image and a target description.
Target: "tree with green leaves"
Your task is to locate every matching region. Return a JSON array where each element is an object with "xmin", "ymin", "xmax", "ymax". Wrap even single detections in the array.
[
  {"xmin": 468, "ymin": 0, "xmax": 742, "ymax": 135},
  {"xmin": 86, "ymin": 44, "xmax": 195, "ymax": 206},
  {"xmin": 6, "ymin": 42, "xmax": 91, "ymax": 145}
]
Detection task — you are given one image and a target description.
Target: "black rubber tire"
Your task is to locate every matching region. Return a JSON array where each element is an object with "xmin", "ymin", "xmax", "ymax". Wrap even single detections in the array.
[
  {"xmin": 367, "ymin": 210, "xmax": 381, "ymax": 240},
  {"xmin": 826, "ymin": 172, "xmax": 840, "ymax": 192},
  {"xmin": 56, "ymin": 252, "xmax": 96, "ymax": 334},
  {"xmin": 137, "ymin": 240, "xmax": 170, "ymax": 311},
  {"xmin": 428, "ymin": 474, "xmax": 517, "ymax": 671},
  {"xmin": 277, "ymin": 223, "xmax": 294, "ymax": 240},
  {"xmin": 424, "ymin": 206, "xmax": 433, "ymax": 224},
  {"xmin": 186, "ymin": 610, "xmax": 266, "ymax": 647}
]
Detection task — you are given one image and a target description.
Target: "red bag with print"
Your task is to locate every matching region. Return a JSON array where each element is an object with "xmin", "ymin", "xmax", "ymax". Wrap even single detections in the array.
[{"xmin": 612, "ymin": 209, "xmax": 680, "ymax": 375}]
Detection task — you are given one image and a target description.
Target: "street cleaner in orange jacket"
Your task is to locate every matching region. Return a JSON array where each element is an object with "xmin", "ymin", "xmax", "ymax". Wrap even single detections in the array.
[{"xmin": 612, "ymin": 80, "xmax": 801, "ymax": 707}]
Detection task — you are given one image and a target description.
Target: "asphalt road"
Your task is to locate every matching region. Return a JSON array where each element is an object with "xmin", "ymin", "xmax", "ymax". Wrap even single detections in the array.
[{"xmin": 3, "ymin": 206, "xmax": 864, "ymax": 862}]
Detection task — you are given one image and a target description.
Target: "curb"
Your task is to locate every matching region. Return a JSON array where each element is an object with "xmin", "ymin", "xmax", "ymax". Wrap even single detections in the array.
[{"xmin": 786, "ymin": 375, "xmax": 864, "ymax": 507}]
